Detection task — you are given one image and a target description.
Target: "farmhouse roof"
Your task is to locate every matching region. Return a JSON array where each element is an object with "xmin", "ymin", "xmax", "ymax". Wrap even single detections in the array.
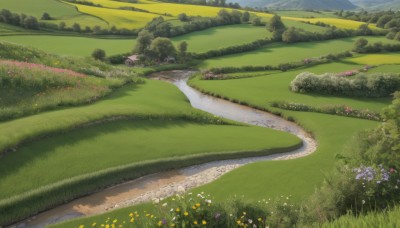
[{"xmin": 127, "ymin": 55, "xmax": 139, "ymax": 61}]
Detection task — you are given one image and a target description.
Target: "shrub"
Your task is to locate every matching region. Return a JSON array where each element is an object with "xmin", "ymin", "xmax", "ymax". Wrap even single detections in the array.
[
  {"xmin": 91, "ymin": 49, "xmax": 106, "ymax": 61},
  {"xmin": 290, "ymin": 72, "xmax": 400, "ymax": 98},
  {"xmin": 271, "ymin": 101, "xmax": 381, "ymax": 121}
]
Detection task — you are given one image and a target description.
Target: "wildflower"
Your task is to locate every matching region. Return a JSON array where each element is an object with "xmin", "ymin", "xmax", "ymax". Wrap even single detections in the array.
[
  {"xmin": 92, "ymin": 223, "xmax": 97, "ymax": 227},
  {"xmin": 157, "ymin": 221, "xmax": 162, "ymax": 226},
  {"xmin": 362, "ymin": 200, "xmax": 366, "ymax": 205},
  {"xmin": 258, "ymin": 218, "xmax": 263, "ymax": 222},
  {"xmin": 195, "ymin": 203, "xmax": 201, "ymax": 207},
  {"xmin": 113, "ymin": 219, "xmax": 117, "ymax": 223},
  {"xmin": 162, "ymin": 203, "xmax": 168, "ymax": 207},
  {"xmin": 130, "ymin": 218, "xmax": 134, "ymax": 223},
  {"xmin": 176, "ymin": 208, "xmax": 180, "ymax": 212},
  {"xmin": 194, "ymin": 220, "xmax": 198, "ymax": 225},
  {"xmin": 79, "ymin": 225, "xmax": 85, "ymax": 228},
  {"xmin": 202, "ymin": 220, "xmax": 207, "ymax": 225},
  {"xmin": 184, "ymin": 211, "xmax": 189, "ymax": 216},
  {"xmin": 129, "ymin": 213, "xmax": 134, "ymax": 217}
]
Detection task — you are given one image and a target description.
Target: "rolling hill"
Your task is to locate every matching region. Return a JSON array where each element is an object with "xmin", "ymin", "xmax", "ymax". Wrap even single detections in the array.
[
  {"xmin": 228, "ymin": 0, "xmax": 357, "ymax": 10},
  {"xmin": 350, "ymin": 0, "xmax": 400, "ymax": 10}
]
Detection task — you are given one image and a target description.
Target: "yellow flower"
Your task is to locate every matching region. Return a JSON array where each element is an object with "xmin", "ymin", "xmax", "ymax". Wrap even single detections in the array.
[
  {"xmin": 105, "ymin": 225, "xmax": 110, "ymax": 228},
  {"xmin": 202, "ymin": 220, "xmax": 207, "ymax": 225},
  {"xmin": 193, "ymin": 221, "xmax": 198, "ymax": 225},
  {"xmin": 237, "ymin": 220, "xmax": 241, "ymax": 225},
  {"xmin": 129, "ymin": 213, "xmax": 134, "ymax": 217},
  {"xmin": 157, "ymin": 221, "xmax": 162, "ymax": 226},
  {"xmin": 92, "ymin": 222, "xmax": 97, "ymax": 227},
  {"xmin": 195, "ymin": 203, "xmax": 201, "ymax": 207},
  {"xmin": 130, "ymin": 218, "xmax": 134, "ymax": 223},
  {"xmin": 146, "ymin": 214, "xmax": 150, "ymax": 217},
  {"xmin": 176, "ymin": 208, "xmax": 180, "ymax": 212},
  {"xmin": 258, "ymin": 218, "xmax": 262, "ymax": 222},
  {"xmin": 192, "ymin": 206, "xmax": 196, "ymax": 210},
  {"xmin": 184, "ymin": 211, "xmax": 189, "ymax": 216},
  {"xmin": 79, "ymin": 225, "xmax": 85, "ymax": 228},
  {"xmin": 151, "ymin": 214, "xmax": 155, "ymax": 218},
  {"xmin": 171, "ymin": 224, "xmax": 176, "ymax": 227},
  {"xmin": 113, "ymin": 219, "xmax": 118, "ymax": 223}
]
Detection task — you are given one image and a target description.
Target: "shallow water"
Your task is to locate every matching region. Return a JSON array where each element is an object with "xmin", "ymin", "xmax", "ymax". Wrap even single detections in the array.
[{"xmin": 11, "ymin": 70, "xmax": 316, "ymax": 228}]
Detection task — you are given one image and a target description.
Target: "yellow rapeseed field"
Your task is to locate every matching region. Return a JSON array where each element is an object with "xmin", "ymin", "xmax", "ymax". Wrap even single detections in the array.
[
  {"xmin": 72, "ymin": 4, "xmax": 158, "ymax": 29},
  {"xmin": 350, "ymin": 53, "xmax": 400, "ymax": 65},
  {"xmin": 283, "ymin": 17, "xmax": 379, "ymax": 30}
]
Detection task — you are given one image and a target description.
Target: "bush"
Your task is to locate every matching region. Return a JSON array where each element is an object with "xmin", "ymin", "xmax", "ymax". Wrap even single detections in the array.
[
  {"xmin": 91, "ymin": 49, "xmax": 106, "ymax": 61},
  {"xmin": 271, "ymin": 101, "xmax": 381, "ymax": 121},
  {"xmin": 290, "ymin": 72, "xmax": 400, "ymax": 98}
]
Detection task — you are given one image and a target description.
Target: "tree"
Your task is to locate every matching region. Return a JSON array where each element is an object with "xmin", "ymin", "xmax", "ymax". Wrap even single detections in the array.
[
  {"xmin": 178, "ymin": 41, "xmax": 188, "ymax": 62},
  {"xmin": 72, "ymin": 23, "xmax": 81, "ymax": 33},
  {"xmin": 41, "ymin": 12, "xmax": 51, "ymax": 20},
  {"xmin": 92, "ymin": 48, "xmax": 106, "ymax": 61},
  {"xmin": 22, "ymin": 16, "xmax": 39, "ymax": 29},
  {"xmin": 252, "ymin": 17, "xmax": 262, "ymax": 26},
  {"xmin": 59, "ymin": 21, "xmax": 66, "ymax": 30},
  {"xmin": 376, "ymin": 15, "xmax": 392, "ymax": 28},
  {"xmin": 93, "ymin": 25, "xmax": 102, "ymax": 34},
  {"xmin": 149, "ymin": 37, "xmax": 176, "ymax": 61},
  {"xmin": 178, "ymin": 13, "xmax": 189, "ymax": 22},
  {"xmin": 230, "ymin": 10, "xmax": 242, "ymax": 24},
  {"xmin": 282, "ymin": 27, "xmax": 300, "ymax": 43},
  {"xmin": 242, "ymin": 11, "xmax": 250, "ymax": 23},
  {"xmin": 353, "ymin": 38, "xmax": 368, "ymax": 52},
  {"xmin": 268, "ymin": 15, "xmax": 285, "ymax": 32},
  {"xmin": 357, "ymin": 23, "xmax": 372, "ymax": 35},
  {"xmin": 134, "ymin": 30, "xmax": 154, "ymax": 54}
]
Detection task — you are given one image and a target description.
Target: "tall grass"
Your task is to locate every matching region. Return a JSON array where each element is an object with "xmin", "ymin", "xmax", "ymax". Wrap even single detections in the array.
[
  {"xmin": 322, "ymin": 206, "xmax": 400, "ymax": 228},
  {"xmin": 0, "ymin": 60, "xmax": 129, "ymax": 121}
]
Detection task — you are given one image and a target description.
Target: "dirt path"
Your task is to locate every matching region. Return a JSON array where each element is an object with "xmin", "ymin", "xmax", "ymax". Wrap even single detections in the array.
[{"xmin": 11, "ymin": 70, "xmax": 316, "ymax": 228}]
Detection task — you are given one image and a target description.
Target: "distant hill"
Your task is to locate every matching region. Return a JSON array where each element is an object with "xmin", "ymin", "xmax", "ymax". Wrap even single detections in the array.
[
  {"xmin": 350, "ymin": 0, "xmax": 400, "ymax": 10},
  {"xmin": 228, "ymin": 0, "xmax": 357, "ymax": 10}
]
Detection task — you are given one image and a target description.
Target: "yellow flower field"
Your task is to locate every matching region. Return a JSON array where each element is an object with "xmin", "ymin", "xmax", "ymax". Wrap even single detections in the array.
[
  {"xmin": 284, "ymin": 17, "xmax": 379, "ymax": 30},
  {"xmin": 71, "ymin": 4, "xmax": 158, "ymax": 29},
  {"xmin": 350, "ymin": 53, "xmax": 400, "ymax": 65}
]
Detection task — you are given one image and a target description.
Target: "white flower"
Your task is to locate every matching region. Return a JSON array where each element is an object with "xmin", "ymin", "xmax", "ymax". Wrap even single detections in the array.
[
  {"xmin": 205, "ymin": 199, "xmax": 212, "ymax": 204},
  {"xmin": 362, "ymin": 200, "xmax": 366, "ymax": 205},
  {"xmin": 162, "ymin": 203, "xmax": 168, "ymax": 207}
]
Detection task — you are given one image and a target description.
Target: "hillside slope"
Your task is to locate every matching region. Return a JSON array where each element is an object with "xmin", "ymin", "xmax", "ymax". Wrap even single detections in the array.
[
  {"xmin": 229, "ymin": 0, "xmax": 356, "ymax": 10},
  {"xmin": 350, "ymin": 0, "xmax": 400, "ymax": 10}
]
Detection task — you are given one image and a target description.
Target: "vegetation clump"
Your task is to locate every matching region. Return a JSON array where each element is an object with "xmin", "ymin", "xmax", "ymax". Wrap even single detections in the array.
[{"xmin": 290, "ymin": 72, "xmax": 400, "ymax": 98}]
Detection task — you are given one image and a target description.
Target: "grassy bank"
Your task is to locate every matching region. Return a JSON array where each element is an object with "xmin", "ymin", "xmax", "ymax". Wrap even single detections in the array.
[{"xmin": 199, "ymin": 36, "xmax": 395, "ymax": 69}]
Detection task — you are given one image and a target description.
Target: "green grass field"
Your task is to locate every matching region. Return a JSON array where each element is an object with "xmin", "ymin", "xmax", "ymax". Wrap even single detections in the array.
[
  {"xmin": 0, "ymin": 0, "xmax": 107, "ymax": 27},
  {"xmin": 0, "ymin": 79, "xmax": 300, "ymax": 200},
  {"xmin": 172, "ymin": 24, "xmax": 272, "ymax": 53},
  {"xmin": 0, "ymin": 35, "xmax": 134, "ymax": 56},
  {"xmin": 199, "ymin": 36, "xmax": 396, "ymax": 69},
  {"xmin": 0, "ymin": 117, "xmax": 300, "ymax": 200}
]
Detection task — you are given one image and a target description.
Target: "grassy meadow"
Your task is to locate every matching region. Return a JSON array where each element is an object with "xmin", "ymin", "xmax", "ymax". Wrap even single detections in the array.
[
  {"xmin": 0, "ymin": 35, "xmax": 135, "ymax": 56},
  {"xmin": 172, "ymin": 24, "xmax": 272, "ymax": 53},
  {"xmin": 0, "ymin": 0, "xmax": 107, "ymax": 27},
  {"xmin": 200, "ymin": 36, "xmax": 396, "ymax": 68}
]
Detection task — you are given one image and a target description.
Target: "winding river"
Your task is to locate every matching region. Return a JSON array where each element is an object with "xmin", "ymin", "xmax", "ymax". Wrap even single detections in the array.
[{"xmin": 12, "ymin": 70, "xmax": 317, "ymax": 228}]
